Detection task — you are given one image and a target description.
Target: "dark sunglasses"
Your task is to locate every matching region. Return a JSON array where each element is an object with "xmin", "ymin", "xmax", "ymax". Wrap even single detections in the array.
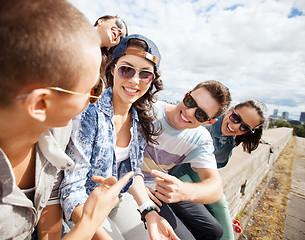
[
  {"xmin": 182, "ymin": 91, "xmax": 211, "ymax": 122},
  {"xmin": 229, "ymin": 108, "xmax": 255, "ymax": 134},
  {"xmin": 115, "ymin": 64, "xmax": 155, "ymax": 84}
]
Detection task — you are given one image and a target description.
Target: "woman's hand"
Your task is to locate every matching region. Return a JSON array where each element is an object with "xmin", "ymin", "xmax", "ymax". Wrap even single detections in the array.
[{"xmin": 146, "ymin": 211, "xmax": 180, "ymax": 240}]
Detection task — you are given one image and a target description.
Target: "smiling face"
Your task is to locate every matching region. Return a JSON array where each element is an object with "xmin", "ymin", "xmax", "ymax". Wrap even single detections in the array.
[
  {"xmin": 221, "ymin": 106, "xmax": 262, "ymax": 136},
  {"xmin": 95, "ymin": 18, "xmax": 126, "ymax": 48},
  {"xmin": 167, "ymin": 87, "xmax": 220, "ymax": 130},
  {"xmin": 111, "ymin": 48, "xmax": 154, "ymax": 109}
]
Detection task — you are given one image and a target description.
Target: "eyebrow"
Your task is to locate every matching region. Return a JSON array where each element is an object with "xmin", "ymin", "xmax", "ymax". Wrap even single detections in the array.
[{"xmin": 117, "ymin": 61, "xmax": 154, "ymax": 70}]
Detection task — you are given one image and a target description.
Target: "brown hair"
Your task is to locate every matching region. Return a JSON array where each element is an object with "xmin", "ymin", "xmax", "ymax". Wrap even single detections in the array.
[
  {"xmin": 234, "ymin": 99, "xmax": 268, "ymax": 153},
  {"xmin": 0, "ymin": 0, "xmax": 100, "ymax": 108},
  {"xmin": 105, "ymin": 38, "xmax": 163, "ymax": 144},
  {"xmin": 94, "ymin": 15, "xmax": 128, "ymax": 81},
  {"xmin": 192, "ymin": 80, "xmax": 232, "ymax": 118}
]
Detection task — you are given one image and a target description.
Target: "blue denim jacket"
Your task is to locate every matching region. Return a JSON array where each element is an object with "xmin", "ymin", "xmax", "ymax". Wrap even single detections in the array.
[
  {"xmin": 60, "ymin": 87, "xmax": 146, "ymax": 221},
  {"xmin": 205, "ymin": 114, "xmax": 235, "ymax": 168}
]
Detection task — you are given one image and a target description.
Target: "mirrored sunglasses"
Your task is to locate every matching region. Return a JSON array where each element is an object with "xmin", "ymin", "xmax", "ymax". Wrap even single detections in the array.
[
  {"xmin": 182, "ymin": 91, "xmax": 211, "ymax": 122},
  {"xmin": 229, "ymin": 108, "xmax": 255, "ymax": 133},
  {"xmin": 115, "ymin": 64, "xmax": 155, "ymax": 84},
  {"xmin": 115, "ymin": 18, "xmax": 126, "ymax": 38}
]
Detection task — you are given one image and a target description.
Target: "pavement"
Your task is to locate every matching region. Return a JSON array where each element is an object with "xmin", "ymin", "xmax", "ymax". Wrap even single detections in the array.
[{"xmin": 283, "ymin": 137, "xmax": 305, "ymax": 240}]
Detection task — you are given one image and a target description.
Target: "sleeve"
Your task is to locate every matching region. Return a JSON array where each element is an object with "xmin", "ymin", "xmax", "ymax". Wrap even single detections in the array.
[
  {"xmin": 184, "ymin": 129, "xmax": 217, "ymax": 170},
  {"xmin": 59, "ymin": 106, "xmax": 98, "ymax": 221}
]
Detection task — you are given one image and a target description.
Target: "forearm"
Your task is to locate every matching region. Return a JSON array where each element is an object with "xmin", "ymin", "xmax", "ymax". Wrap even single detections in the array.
[
  {"xmin": 128, "ymin": 174, "xmax": 151, "ymax": 205},
  {"xmin": 179, "ymin": 177, "xmax": 223, "ymax": 204}
]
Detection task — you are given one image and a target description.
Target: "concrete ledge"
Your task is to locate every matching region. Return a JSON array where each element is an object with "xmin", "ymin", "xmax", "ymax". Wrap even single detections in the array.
[{"xmin": 219, "ymin": 127, "xmax": 293, "ymax": 219}]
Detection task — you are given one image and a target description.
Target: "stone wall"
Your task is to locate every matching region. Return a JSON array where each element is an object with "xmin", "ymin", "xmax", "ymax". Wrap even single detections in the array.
[{"xmin": 219, "ymin": 127, "xmax": 293, "ymax": 219}]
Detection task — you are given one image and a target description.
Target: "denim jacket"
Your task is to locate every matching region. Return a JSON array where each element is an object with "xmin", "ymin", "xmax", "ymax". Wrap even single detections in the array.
[
  {"xmin": 60, "ymin": 87, "xmax": 146, "ymax": 221},
  {"xmin": 0, "ymin": 126, "xmax": 73, "ymax": 240},
  {"xmin": 205, "ymin": 114, "xmax": 235, "ymax": 168}
]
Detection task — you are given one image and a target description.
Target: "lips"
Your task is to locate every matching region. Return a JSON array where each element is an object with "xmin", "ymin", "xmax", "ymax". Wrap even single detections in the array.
[
  {"xmin": 226, "ymin": 123, "xmax": 235, "ymax": 133},
  {"xmin": 180, "ymin": 111, "xmax": 191, "ymax": 123},
  {"xmin": 123, "ymin": 86, "xmax": 139, "ymax": 95}
]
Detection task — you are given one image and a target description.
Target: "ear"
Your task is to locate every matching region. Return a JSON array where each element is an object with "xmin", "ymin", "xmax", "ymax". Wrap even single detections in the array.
[
  {"xmin": 111, "ymin": 65, "xmax": 115, "ymax": 76},
  {"xmin": 24, "ymin": 89, "xmax": 51, "ymax": 122},
  {"xmin": 97, "ymin": 19, "xmax": 104, "ymax": 26}
]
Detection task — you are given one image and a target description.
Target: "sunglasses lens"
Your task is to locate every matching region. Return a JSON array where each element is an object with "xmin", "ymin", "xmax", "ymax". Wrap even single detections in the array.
[
  {"xmin": 183, "ymin": 94, "xmax": 196, "ymax": 108},
  {"xmin": 229, "ymin": 112, "xmax": 241, "ymax": 124},
  {"xmin": 118, "ymin": 66, "xmax": 136, "ymax": 80},
  {"xmin": 239, "ymin": 124, "xmax": 251, "ymax": 133},
  {"xmin": 139, "ymin": 70, "xmax": 155, "ymax": 83},
  {"xmin": 195, "ymin": 108, "xmax": 210, "ymax": 122}
]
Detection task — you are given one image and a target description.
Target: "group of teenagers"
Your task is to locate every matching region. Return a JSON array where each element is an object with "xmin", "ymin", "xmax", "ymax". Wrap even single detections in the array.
[{"xmin": 0, "ymin": 0, "xmax": 269, "ymax": 240}]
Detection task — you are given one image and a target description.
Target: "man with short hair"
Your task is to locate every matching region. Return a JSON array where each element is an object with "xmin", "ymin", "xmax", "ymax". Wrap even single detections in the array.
[
  {"xmin": 142, "ymin": 80, "xmax": 232, "ymax": 240},
  {"xmin": 0, "ymin": 0, "xmax": 131, "ymax": 239}
]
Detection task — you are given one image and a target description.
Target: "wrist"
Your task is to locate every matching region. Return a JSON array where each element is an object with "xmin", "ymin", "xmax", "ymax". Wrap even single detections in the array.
[
  {"xmin": 139, "ymin": 200, "xmax": 155, "ymax": 213},
  {"xmin": 138, "ymin": 205, "xmax": 158, "ymax": 229}
]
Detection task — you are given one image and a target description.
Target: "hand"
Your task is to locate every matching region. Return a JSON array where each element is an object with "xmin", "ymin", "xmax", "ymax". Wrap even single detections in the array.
[
  {"xmin": 150, "ymin": 170, "xmax": 186, "ymax": 203},
  {"xmin": 82, "ymin": 171, "xmax": 133, "ymax": 227},
  {"xmin": 146, "ymin": 211, "xmax": 180, "ymax": 240},
  {"xmin": 146, "ymin": 187, "xmax": 162, "ymax": 208}
]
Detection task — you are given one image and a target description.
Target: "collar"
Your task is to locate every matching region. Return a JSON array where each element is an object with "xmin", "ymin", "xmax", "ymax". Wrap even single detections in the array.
[
  {"xmin": 212, "ymin": 114, "xmax": 235, "ymax": 145},
  {"xmin": 38, "ymin": 128, "xmax": 74, "ymax": 170}
]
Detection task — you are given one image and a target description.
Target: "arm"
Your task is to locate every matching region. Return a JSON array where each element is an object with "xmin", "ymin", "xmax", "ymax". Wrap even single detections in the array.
[
  {"xmin": 129, "ymin": 175, "xmax": 180, "ymax": 240},
  {"xmin": 151, "ymin": 168, "xmax": 223, "ymax": 204},
  {"xmin": 62, "ymin": 172, "xmax": 133, "ymax": 240}
]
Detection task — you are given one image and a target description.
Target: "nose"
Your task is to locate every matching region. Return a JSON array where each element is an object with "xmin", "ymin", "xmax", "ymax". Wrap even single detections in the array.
[
  {"xmin": 128, "ymin": 73, "xmax": 140, "ymax": 85},
  {"xmin": 185, "ymin": 107, "xmax": 197, "ymax": 119}
]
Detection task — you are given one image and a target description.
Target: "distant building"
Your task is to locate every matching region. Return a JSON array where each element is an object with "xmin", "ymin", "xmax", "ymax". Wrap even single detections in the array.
[
  {"xmin": 273, "ymin": 109, "xmax": 278, "ymax": 116},
  {"xmin": 288, "ymin": 120, "xmax": 302, "ymax": 126},
  {"xmin": 300, "ymin": 112, "xmax": 305, "ymax": 122},
  {"xmin": 282, "ymin": 112, "xmax": 289, "ymax": 120}
]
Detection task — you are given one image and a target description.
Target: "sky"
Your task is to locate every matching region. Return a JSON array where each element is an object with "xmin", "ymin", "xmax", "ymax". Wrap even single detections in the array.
[{"xmin": 69, "ymin": 0, "xmax": 305, "ymax": 120}]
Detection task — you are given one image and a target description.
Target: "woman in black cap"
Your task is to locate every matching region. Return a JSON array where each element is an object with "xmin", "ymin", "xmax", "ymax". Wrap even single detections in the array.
[{"xmin": 60, "ymin": 34, "xmax": 180, "ymax": 240}]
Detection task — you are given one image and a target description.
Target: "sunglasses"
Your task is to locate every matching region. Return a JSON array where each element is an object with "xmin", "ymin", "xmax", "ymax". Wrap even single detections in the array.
[
  {"xmin": 115, "ymin": 64, "xmax": 155, "ymax": 84},
  {"xmin": 17, "ymin": 80, "xmax": 103, "ymax": 104},
  {"xmin": 115, "ymin": 18, "xmax": 126, "ymax": 38},
  {"xmin": 182, "ymin": 91, "xmax": 211, "ymax": 122},
  {"xmin": 229, "ymin": 108, "xmax": 255, "ymax": 134}
]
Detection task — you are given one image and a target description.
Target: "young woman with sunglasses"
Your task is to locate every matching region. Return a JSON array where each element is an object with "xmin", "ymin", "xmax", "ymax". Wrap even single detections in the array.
[
  {"xmin": 170, "ymin": 99, "xmax": 268, "ymax": 240},
  {"xmin": 60, "ymin": 34, "xmax": 179, "ymax": 240},
  {"xmin": 141, "ymin": 80, "xmax": 232, "ymax": 240}
]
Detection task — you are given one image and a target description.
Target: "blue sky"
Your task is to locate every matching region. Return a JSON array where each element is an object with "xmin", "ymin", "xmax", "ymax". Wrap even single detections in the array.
[{"xmin": 69, "ymin": 0, "xmax": 305, "ymax": 120}]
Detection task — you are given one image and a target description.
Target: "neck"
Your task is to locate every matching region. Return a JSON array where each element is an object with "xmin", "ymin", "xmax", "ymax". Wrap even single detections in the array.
[
  {"xmin": 164, "ymin": 102, "xmax": 176, "ymax": 126},
  {"xmin": 0, "ymin": 110, "xmax": 43, "ymax": 165}
]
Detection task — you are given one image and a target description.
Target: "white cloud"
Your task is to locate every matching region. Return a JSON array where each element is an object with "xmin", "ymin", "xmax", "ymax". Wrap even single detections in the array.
[{"xmin": 69, "ymin": 0, "xmax": 305, "ymax": 120}]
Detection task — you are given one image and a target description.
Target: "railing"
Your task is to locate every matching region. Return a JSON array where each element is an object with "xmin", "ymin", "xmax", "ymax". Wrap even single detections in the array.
[{"xmin": 219, "ymin": 127, "xmax": 293, "ymax": 219}]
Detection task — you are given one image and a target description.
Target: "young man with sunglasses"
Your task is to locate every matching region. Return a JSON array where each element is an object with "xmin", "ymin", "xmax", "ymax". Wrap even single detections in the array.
[
  {"xmin": 141, "ymin": 80, "xmax": 232, "ymax": 240},
  {"xmin": 0, "ymin": 1, "xmax": 133, "ymax": 239}
]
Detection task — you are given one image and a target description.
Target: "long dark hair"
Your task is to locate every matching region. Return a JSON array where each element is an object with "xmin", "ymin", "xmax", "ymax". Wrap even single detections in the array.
[
  {"xmin": 234, "ymin": 100, "xmax": 268, "ymax": 153},
  {"xmin": 104, "ymin": 38, "xmax": 163, "ymax": 144}
]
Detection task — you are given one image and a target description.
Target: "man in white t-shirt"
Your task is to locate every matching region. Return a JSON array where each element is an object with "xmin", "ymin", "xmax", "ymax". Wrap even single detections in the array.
[{"xmin": 142, "ymin": 80, "xmax": 232, "ymax": 240}]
